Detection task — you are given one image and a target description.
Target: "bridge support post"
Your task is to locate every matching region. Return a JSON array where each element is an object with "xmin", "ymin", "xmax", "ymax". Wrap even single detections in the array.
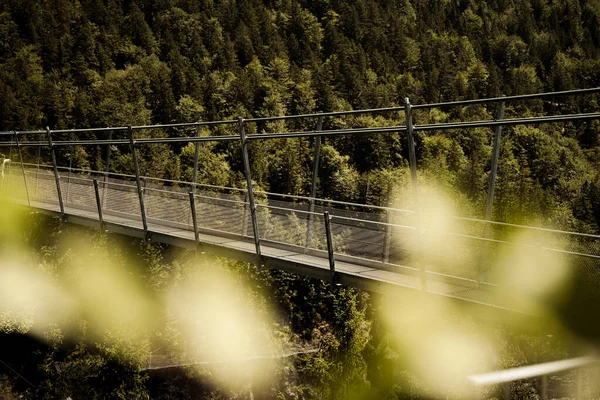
[
  {"xmin": 405, "ymin": 98, "xmax": 426, "ymax": 291},
  {"xmin": 129, "ymin": 126, "xmax": 149, "ymax": 238},
  {"xmin": 189, "ymin": 192, "xmax": 199, "ymax": 242},
  {"xmin": 480, "ymin": 98, "xmax": 505, "ymax": 284},
  {"xmin": 47, "ymin": 127, "xmax": 65, "ymax": 216},
  {"xmin": 239, "ymin": 117, "xmax": 263, "ymax": 267},
  {"xmin": 93, "ymin": 179, "xmax": 105, "ymax": 232},
  {"xmin": 485, "ymin": 98, "xmax": 505, "ymax": 222},
  {"xmin": 306, "ymin": 115, "xmax": 323, "ymax": 250},
  {"xmin": 324, "ymin": 211, "xmax": 340, "ymax": 290},
  {"xmin": 15, "ymin": 132, "xmax": 31, "ymax": 207}
]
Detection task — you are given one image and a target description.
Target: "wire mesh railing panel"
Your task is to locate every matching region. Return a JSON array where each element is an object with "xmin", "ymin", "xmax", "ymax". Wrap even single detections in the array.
[
  {"xmin": 3, "ymin": 168, "xmax": 28, "ymax": 201},
  {"xmin": 329, "ymin": 218, "xmax": 387, "ymax": 262},
  {"xmin": 420, "ymin": 232, "xmax": 483, "ymax": 281},
  {"xmin": 102, "ymin": 180, "xmax": 141, "ymax": 219},
  {"xmin": 568, "ymin": 251, "xmax": 600, "ymax": 293},
  {"xmin": 145, "ymin": 189, "xmax": 191, "ymax": 226},
  {"xmin": 145, "ymin": 178, "xmax": 193, "ymax": 193},
  {"xmin": 307, "ymin": 213, "xmax": 328, "ymax": 252},
  {"xmin": 257, "ymin": 204, "xmax": 309, "ymax": 248},
  {"xmin": 194, "ymin": 195, "xmax": 246, "ymax": 236},
  {"xmin": 29, "ymin": 169, "xmax": 59, "ymax": 204},
  {"xmin": 313, "ymin": 202, "xmax": 387, "ymax": 223},
  {"xmin": 264, "ymin": 198, "xmax": 310, "ymax": 213},
  {"xmin": 462, "ymin": 221, "xmax": 600, "ymax": 287},
  {"xmin": 195, "ymin": 188, "xmax": 246, "ymax": 202},
  {"xmin": 381, "ymin": 225, "xmax": 419, "ymax": 267},
  {"xmin": 61, "ymin": 174, "xmax": 97, "ymax": 211}
]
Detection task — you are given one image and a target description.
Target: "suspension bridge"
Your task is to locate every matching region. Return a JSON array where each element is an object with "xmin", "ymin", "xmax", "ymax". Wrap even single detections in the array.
[{"xmin": 2, "ymin": 88, "xmax": 600, "ymax": 322}]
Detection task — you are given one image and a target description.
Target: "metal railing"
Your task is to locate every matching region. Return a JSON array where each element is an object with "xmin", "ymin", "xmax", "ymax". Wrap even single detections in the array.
[
  {"xmin": 1, "ymin": 88, "xmax": 600, "ymax": 294},
  {"xmin": 469, "ymin": 356, "xmax": 599, "ymax": 399}
]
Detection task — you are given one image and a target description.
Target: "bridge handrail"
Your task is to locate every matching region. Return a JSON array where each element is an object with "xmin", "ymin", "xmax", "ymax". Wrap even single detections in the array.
[
  {"xmin": 6, "ymin": 112, "xmax": 599, "ymax": 147},
  {"xmin": 0, "ymin": 86, "xmax": 598, "ymax": 138},
  {"xmin": 413, "ymin": 87, "xmax": 600, "ymax": 110},
  {"xmin": 4, "ymin": 87, "xmax": 598, "ymax": 135}
]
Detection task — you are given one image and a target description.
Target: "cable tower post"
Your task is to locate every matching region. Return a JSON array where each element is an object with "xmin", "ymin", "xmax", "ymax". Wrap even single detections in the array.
[
  {"xmin": 480, "ymin": 97, "xmax": 506, "ymax": 284},
  {"xmin": 129, "ymin": 125, "xmax": 148, "ymax": 238},
  {"xmin": 239, "ymin": 117, "xmax": 263, "ymax": 267},
  {"xmin": 405, "ymin": 98, "xmax": 427, "ymax": 291},
  {"xmin": 46, "ymin": 126, "xmax": 65, "ymax": 216}
]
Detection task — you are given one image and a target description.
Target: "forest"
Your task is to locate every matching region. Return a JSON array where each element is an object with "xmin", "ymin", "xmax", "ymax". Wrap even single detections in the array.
[
  {"xmin": 1, "ymin": 0, "xmax": 600, "ymax": 398},
  {"xmin": 0, "ymin": 0, "xmax": 600, "ymax": 229}
]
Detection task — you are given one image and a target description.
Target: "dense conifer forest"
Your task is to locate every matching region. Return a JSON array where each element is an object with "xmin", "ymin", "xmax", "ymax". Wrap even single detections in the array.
[
  {"xmin": 1, "ymin": 0, "xmax": 600, "ymax": 398},
  {"xmin": 1, "ymin": 0, "xmax": 600, "ymax": 228}
]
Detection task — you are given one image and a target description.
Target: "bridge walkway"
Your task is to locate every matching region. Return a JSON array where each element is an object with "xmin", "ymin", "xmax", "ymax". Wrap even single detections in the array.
[{"xmin": 17, "ymin": 196, "xmax": 510, "ymax": 317}]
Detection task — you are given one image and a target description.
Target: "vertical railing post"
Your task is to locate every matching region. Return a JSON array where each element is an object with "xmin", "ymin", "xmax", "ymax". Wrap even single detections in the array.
[
  {"xmin": 46, "ymin": 126, "xmax": 65, "ymax": 215},
  {"xmin": 239, "ymin": 117, "xmax": 262, "ymax": 267},
  {"xmin": 189, "ymin": 124, "xmax": 201, "ymax": 227},
  {"xmin": 189, "ymin": 192, "xmax": 200, "ymax": 244},
  {"xmin": 15, "ymin": 133, "xmax": 30, "ymax": 206},
  {"xmin": 405, "ymin": 98, "xmax": 426, "ymax": 291},
  {"xmin": 480, "ymin": 98, "xmax": 505, "ymax": 284},
  {"xmin": 93, "ymin": 179, "xmax": 104, "ymax": 232},
  {"xmin": 306, "ymin": 115, "xmax": 323, "ymax": 250},
  {"xmin": 485, "ymin": 98, "xmax": 506, "ymax": 222},
  {"xmin": 129, "ymin": 126, "xmax": 148, "ymax": 238},
  {"xmin": 324, "ymin": 211, "xmax": 340, "ymax": 290}
]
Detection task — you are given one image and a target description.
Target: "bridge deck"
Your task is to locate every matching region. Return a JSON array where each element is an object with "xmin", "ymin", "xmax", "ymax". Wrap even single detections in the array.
[
  {"xmin": 19, "ymin": 197, "xmax": 520, "ymax": 322},
  {"xmin": 9, "ymin": 164, "xmax": 586, "ymax": 324}
]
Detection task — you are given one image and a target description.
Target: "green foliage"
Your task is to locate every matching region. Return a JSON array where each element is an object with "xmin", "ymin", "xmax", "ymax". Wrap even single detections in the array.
[
  {"xmin": 319, "ymin": 144, "xmax": 360, "ymax": 201},
  {"xmin": 1, "ymin": 1, "xmax": 600, "ymax": 397},
  {"xmin": 1, "ymin": 0, "xmax": 597, "ymax": 232}
]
